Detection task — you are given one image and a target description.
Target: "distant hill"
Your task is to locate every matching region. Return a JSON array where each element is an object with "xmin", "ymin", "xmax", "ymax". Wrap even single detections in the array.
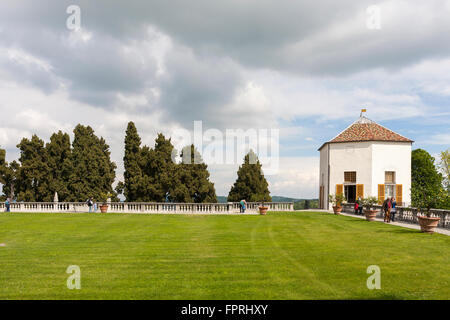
[{"xmin": 217, "ymin": 196, "xmax": 228, "ymax": 203}]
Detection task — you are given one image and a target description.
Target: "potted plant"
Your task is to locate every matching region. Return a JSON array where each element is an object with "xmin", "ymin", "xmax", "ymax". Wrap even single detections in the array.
[
  {"xmin": 362, "ymin": 197, "xmax": 379, "ymax": 221},
  {"xmin": 99, "ymin": 192, "xmax": 112, "ymax": 213},
  {"xmin": 257, "ymin": 195, "xmax": 270, "ymax": 215},
  {"xmin": 329, "ymin": 193, "xmax": 345, "ymax": 214},
  {"xmin": 412, "ymin": 184, "xmax": 441, "ymax": 234}
]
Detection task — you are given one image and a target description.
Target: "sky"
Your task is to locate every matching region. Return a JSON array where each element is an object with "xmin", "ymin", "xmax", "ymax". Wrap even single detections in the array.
[{"xmin": 0, "ymin": 0, "xmax": 449, "ymax": 199}]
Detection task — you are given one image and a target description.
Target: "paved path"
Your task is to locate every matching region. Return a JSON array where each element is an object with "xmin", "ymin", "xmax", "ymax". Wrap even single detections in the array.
[
  {"xmin": 340, "ymin": 212, "xmax": 450, "ymax": 236},
  {"xmin": 296, "ymin": 210, "xmax": 449, "ymax": 236}
]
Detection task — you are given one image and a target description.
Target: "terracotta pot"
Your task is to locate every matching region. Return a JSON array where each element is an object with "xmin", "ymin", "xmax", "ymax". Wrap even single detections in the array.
[
  {"xmin": 418, "ymin": 216, "xmax": 440, "ymax": 234},
  {"xmin": 332, "ymin": 206, "xmax": 342, "ymax": 215},
  {"xmin": 364, "ymin": 209, "xmax": 378, "ymax": 221},
  {"xmin": 100, "ymin": 204, "xmax": 108, "ymax": 213},
  {"xmin": 259, "ymin": 206, "xmax": 268, "ymax": 215}
]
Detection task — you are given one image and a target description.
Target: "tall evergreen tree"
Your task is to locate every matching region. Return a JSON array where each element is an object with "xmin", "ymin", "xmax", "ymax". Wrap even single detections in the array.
[
  {"xmin": 123, "ymin": 122, "xmax": 143, "ymax": 201},
  {"xmin": 67, "ymin": 125, "xmax": 117, "ymax": 201},
  {"xmin": 15, "ymin": 135, "xmax": 51, "ymax": 201},
  {"xmin": 141, "ymin": 133, "xmax": 178, "ymax": 202},
  {"xmin": 45, "ymin": 131, "xmax": 72, "ymax": 201},
  {"xmin": 228, "ymin": 150, "xmax": 272, "ymax": 202},
  {"xmin": 411, "ymin": 149, "xmax": 443, "ymax": 209},
  {"xmin": 0, "ymin": 148, "xmax": 19, "ymax": 200},
  {"xmin": 174, "ymin": 144, "xmax": 217, "ymax": 203},
  {"xmin": 0, "ymin": 148, "xmax": 6, "ymax": 185}
]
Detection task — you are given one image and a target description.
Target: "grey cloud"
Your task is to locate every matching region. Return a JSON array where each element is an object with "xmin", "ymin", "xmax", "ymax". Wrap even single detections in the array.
[
  {"xmin": 158, "ymin": 49, "xmax": 243, "ymax": 127},
  {"xmin": 4, "ymin": 1, "xmax": 450, "ymax": 79}
]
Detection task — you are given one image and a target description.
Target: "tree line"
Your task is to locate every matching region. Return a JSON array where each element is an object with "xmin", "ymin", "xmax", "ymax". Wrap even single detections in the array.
[{"xmin": 0, "ymin": 122, "xmax": 272, "ymax": 203}]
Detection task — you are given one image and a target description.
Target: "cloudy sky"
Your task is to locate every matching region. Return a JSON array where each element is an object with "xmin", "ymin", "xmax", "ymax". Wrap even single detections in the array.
[{"xmin": 0, "ymin": 1, "xmax": 449, "ymax": 198}]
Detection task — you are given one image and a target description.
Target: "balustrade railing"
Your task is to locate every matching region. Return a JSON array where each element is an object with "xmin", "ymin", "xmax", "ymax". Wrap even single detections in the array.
[
  {"xmin": 0, "ymin": 201, "xmax": 294, "ymax": 214},
  {"xmin": 341, "ymin": 203, "xmax": 450, "ymax": 229}
]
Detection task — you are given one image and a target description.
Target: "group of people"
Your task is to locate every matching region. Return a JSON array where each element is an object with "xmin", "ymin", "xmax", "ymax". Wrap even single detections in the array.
[
  {"xmin": 382, "ymin": 197, "xmax": 397, "ymax": 223},
  {"xmin": 353, "ymin": 197, "xmax": 363, "ymax": 215},
  {"xmin": 86, "ymin": 197, "xmax": 97, "ymax": 213},
  {"xmin": 354, "ymin": 196, "xmax": 397, "ymax": 223}
]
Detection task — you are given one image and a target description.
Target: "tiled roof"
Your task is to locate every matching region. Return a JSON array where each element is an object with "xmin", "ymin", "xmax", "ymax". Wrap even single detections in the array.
[{"xmin": 319, "ymin": 116, "xmax": 413, "ymax": 150}]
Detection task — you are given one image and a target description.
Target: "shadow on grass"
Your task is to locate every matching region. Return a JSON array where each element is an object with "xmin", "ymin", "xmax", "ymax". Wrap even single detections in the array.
[{"xmin": 377, "ymin": 228, "xmax": 421, "ymax": 234}]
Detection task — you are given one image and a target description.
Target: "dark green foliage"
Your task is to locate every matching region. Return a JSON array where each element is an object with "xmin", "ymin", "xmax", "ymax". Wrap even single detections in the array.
[
  {"xmin": 66, "ymin": 125, "xmax": 117, "ymax": 202},
  {"xmin": 123, "ymin": 122, "xmax": 143, "ymax": 201},
  {"xmin": 121, "ymin": 122, "xmax": 218, "ymax": 202},
  {"xmin": 411, "ymin": 149, "xmax": 443, "ymax": 212},
  {"xmin": 174, "ymin": 145, "xmax": 217, "ymax": 203},
  {"xmin": 141, "ymin": 133, "xmax": 178, "ymax": 202},
  {"xmin": 227, "ymin": 150, "xmax": 272, "ymax": 202},
  {"xmin": 0, "ymin": 148, "xmax": 16, "ymax": 200},
  {"xmin": 46, "ymin": 131, "xmax": 72, "ymax": 201},
  {"xmin": 115, "ymin": 181, "xmax": 124, "ymax": 196},
  {"xmin": 1, "ymin": 122, "xmax": 220, "ymax": 203},
  {"xmin": 304, "ymin": 199, "xmax": 310, "ymax": 209},
  {"xmin": 15, "ymin": 135, "xmax": 51, "ymax": 201}
]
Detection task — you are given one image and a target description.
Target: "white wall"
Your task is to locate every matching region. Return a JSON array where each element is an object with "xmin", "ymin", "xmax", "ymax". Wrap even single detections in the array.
[
  {"xmin": 328, "ymin": 142, "xmax": 373, "ymax": 210},
  {"xmin": 371, "ymin": 141, "xmax": 412, "ymax": 206},
  {"xmin": 319, "ymin": 146, "xmax": 329, "ymax": 209}
]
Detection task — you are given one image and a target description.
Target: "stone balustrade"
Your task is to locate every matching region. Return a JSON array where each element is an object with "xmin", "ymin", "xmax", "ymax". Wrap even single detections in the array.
[
  {"xmin": 0, "ymin": 201, "xmax": 294, "ymax": 214},
  {"xmin": 342, "ymin": 203, "xmax": 450, "ymax": 229}
]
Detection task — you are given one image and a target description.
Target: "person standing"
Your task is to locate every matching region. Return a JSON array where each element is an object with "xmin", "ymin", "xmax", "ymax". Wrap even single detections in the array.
[
  {"xmin": 391, "ymin": 197, "xmax": 397, "ymax": 222},
  {"xmin": 357, "ymin": 197, "xmax": 363, "ymax": 215},
  {"xmin": 387, "ymin": 197, "xmax": 392, "ymax": 223},
  {"xmin": 86, "ymin": 197, "xmax": 93, "ymax": 213},
  {"xmin": 383, "ymin": 198, "xmax": 389, "ymax": 222},
  {"xmin": 239, "ymin": 199, "xmax": 247, "ymax": 213},
  {"xmin": 5, "ymin": 198, "xmax": 10, "ymax": 212},
  {"xmin": 354, "ymin": 201, "xmax": 359, "ymax": 215}
]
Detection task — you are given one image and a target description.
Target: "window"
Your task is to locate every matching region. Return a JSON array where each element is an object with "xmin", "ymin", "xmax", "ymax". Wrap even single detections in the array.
[
  {"xmin": 385, "ymin": 171, "xmax": 395, "ymax": 184},
  {"xmin": 385, "ymin": 184, "xmax": 395, "ymax": 198},
  {"xmin": 385, "ymin": 171, "xmax": 396, "ymax": 199},
  {"xmin": 344, "ymin": 171, "xmax": 356, "ymax": 183}
]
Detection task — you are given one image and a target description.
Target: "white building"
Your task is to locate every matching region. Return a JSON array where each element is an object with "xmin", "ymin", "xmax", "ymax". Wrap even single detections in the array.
[{"xmin": 318, "ymin": 113, "xmax": 413, "ymax": 210}]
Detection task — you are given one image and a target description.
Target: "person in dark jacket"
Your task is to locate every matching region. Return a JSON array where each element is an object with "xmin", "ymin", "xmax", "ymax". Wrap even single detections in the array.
[
  {"xmin": 383, "ymin": 198, "xmax": 390, "ymax": 222},
  {"xmin": 86, "ymin": 197, "xmax": 93, "ymax": 213},
  {"xmin": 391, "ymin": 197, "xmax": 397, "ymax": 222}
]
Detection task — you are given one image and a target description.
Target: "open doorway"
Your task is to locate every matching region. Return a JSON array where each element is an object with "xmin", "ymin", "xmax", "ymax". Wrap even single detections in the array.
[{"xmin": 344, "ymin": 185, "xmax": 356, "ymax": 203}]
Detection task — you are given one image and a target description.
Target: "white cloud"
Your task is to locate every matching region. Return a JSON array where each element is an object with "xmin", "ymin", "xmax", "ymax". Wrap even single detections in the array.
[{"xmin": 428, "ymin": 134, "xmax": 450, "ymax": 145}]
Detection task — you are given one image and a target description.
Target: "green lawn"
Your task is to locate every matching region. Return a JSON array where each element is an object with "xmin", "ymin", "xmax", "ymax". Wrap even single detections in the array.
[{"xmin": 0, "ymin": 211, "xmax": 449, "ymax": 300}]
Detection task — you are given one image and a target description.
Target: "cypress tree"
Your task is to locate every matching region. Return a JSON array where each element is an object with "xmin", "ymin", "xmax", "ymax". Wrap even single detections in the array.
[
  {"xmin": 227, "ymin": 150, "xmax": 272, "ymax": 202},
  {"xmin": 67, "ymin": 125, "xmax": 117, "ymax": 201},
  {"xmin": 142, "ymin": 133, "xmax": 177, "ymax": 202},
  {"xmin": 15, "ymin": 135, "xmax": 51, "ymax": 201},
  {"xmin": 123, "ymin": 121, "xmax": 143, "ymax": 201},
  {"xmin": 45, "ymin": 131, "xmax": 72, "ymax": 201},
  {"xmin": 175, "ymin": 144, "xmax": 217, "ymax": 203}
]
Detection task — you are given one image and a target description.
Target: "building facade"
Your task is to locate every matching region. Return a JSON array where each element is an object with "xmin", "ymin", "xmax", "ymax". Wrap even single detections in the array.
[{"xmin": 318, "ymin": 114, "xmax": 413, "ymax": 210}]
